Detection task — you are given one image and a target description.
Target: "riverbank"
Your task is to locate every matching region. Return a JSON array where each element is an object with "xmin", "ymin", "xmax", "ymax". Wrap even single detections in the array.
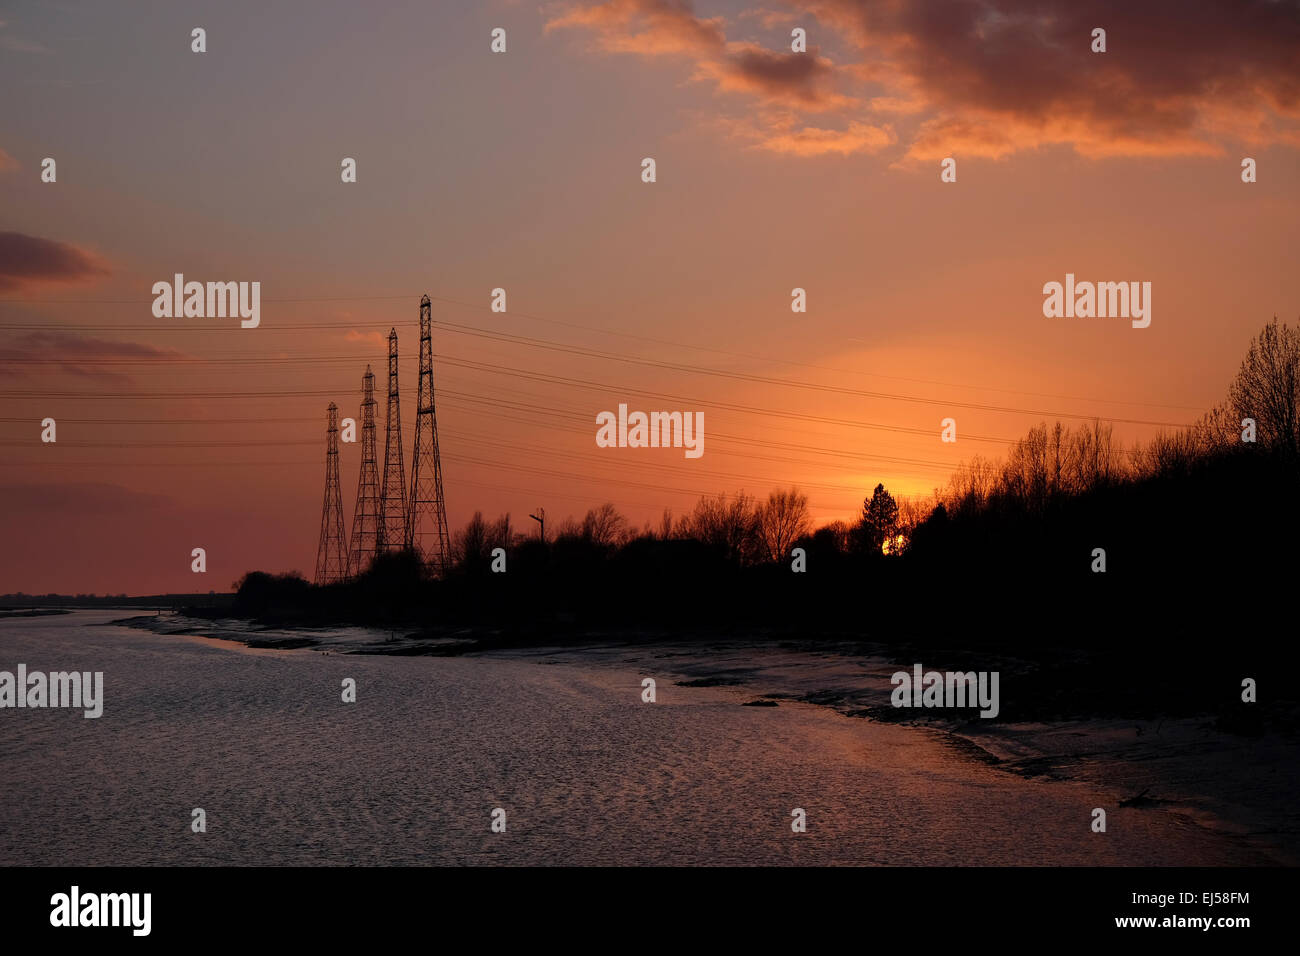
[{"xmin": 0, "ymin": 608, "xmax": 72, "ymax": 618}]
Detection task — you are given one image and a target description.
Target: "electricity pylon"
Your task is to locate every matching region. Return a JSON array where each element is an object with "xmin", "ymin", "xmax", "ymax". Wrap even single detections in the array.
[
  {"xmin": 379, "ymin": 328, "xmax": 408, "ymax": 552},
  {"xmin": 347, "ymin": 365, "xmax": 381, "ymax": 576},
  {"xmin": 406, "ymin": 295, "xmax": 451, "ymax": 576},
  {"xmin": 314, "ymin": 402, "xmax": 347, "ymax": 584}
]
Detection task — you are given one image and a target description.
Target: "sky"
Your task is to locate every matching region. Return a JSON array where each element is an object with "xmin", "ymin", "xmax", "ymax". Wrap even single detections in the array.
[{"xmin": 1, "ymin": 0, "xmax": 1298, "ymax": 594}]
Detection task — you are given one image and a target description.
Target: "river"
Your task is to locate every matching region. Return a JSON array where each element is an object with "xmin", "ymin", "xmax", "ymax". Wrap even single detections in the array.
[{"xmin": 0, "ymin": 610, "xmax": 1280, "ymax": 865}]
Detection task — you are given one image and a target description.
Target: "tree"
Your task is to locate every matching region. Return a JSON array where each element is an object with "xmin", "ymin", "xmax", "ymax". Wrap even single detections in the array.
[
  {"xmin": 754, "ymin": 486, "xmax": 811, "ymax": 562},
  {"xmin": 855, "ymin": 483, "xmax": 899, "ymax": 554},
  {"xmin": 581, "ymin": 502, "xmax": 629, "ymax": 547},
  {"xmin": 453, "ymin": 512, "xmax": 515, "ymax": 572},
  {"xmin": 1227, "ymin": 318, "xmax": 1300, "ymax": 456},
  {"xmin": 453, "ymin": 511, "xmax": 492, "ymax": 570},
  {"xmin": 488, "ymin": 513, "xmax": 514, "ymax": 551},
  {"xmin": 944, "ymin": 454, "xmax": 997, "ymax": 515},
  {"xmin": 1065, "ymin": 419, "xmax": 1118, "ymax": 492},
  {"xmin": 680, "ymin": 491, "xmax": 759, "ymax": 564}
]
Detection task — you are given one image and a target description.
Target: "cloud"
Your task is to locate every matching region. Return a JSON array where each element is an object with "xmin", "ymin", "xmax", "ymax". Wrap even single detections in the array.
[
  {"xmin": 0, "ymin": 482, "xmax": 174, "ymax": 516},
  {"xmin": 698, "ymin": 42, "xmax": 855, "ymax": 110},
  {"xmin": 759, "ymin": 119, "xmax": 895, "ymax": 156},
  {"xmin": 548, "ymin": 0, "xmax": 853, "ymax": 110},
  {"xmin": 343, "ymin": 329, "xmax": 389, "ymax": 346},
  {"xmin": 0, "ymin": 332, "xmax": 183, "ymax": 383},
  {"xmin": 546, "ymin": 0, "xmax": 726, "ymax": 55},
  {"xmin": 719, "ymin": 112, "xmax": 895, "ymax": 155},
  {"xmin": 548, "ymin": 0, "xmax": 1300, "ymax": 160},
  {"xmin": 0, "ymin": 231, "xmax": 110, "ymax": 292},
  {"xmin": 0, "ymin": 148, "xmax": 18, "ymax": 172},
  {"xmin": 802, "ymin": 0, "xmax": 1300, "ymax": 160},
  {"xmin": 736, "ymin": 8, "xmax": 797, "ymax": 30}
]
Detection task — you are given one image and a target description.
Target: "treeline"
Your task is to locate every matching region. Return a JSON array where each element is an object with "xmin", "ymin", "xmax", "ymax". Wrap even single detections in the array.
[
  {"xmin": 235, "ymin": 320, "xmax": 1300, "ymax": 646},
  {"xmin": 1, "ymin": 592, "xmax": 230, "ymax": 609},
  {"xmin": 913, "ymin": 320, "xmax": 1300, "ymax": 574},
  {"xmin": 234, "ymin": 481, "xmax": 907, "ymax": 629}
]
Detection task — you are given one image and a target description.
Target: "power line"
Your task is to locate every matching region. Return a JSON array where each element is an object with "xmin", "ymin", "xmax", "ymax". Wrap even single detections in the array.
[
  {"xmin": 0, "ymin": 425, "xmax": 957, "ymax": 486},
  {"xmin": 0, "ymin": 290, "xmax": 1209, "ymax": 412},
  {"xmin": 5, "ymin": 318, "xmax": 1201, "ymax": 428},
  {"xmin": 428, "ymin": 320, "xmax": 1202, "ymax": 428},
  {"xmin": 0, "ymin": 449, "xmax": 858, "ymax": 509},
  {"xmin": 0, "ymin": 360, "xmax": 1024, "ymax": 445}
]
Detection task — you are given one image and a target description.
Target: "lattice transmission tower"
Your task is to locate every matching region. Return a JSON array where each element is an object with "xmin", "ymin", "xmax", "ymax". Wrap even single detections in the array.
[
  {"xmin": 314, "ymin": 402, "xmax": 347, "ymax": 584},
  {"xmin": 406, "ymin": 294, "xmax": 452, "ymax": 575},
  {"xmin": 347, "ymin": 365, "xmax": 382, "ymax": 577},
  {"xmin": 379, "ymin": 328, "xmax": 408, "ymax": 552}
]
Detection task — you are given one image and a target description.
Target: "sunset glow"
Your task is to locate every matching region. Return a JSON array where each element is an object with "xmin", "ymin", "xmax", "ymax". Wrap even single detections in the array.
[{"xmin": 2, "ymin": 0, "xmax": 1297, "ymax": 594}]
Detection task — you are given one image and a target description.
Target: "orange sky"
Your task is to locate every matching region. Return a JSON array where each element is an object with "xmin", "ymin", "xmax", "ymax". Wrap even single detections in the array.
[{"xmin": 2, "ymin": 0, "xmax": 1298, "ymax": 593}]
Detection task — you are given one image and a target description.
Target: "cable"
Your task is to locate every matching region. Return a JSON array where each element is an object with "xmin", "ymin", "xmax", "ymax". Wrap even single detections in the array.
[{"xmin": 0, "ymin": 289, "xmax": 1210, "ymax": 412}]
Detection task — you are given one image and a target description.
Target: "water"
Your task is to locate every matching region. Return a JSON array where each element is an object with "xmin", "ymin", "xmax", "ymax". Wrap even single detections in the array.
[{"xmin": 0, "ymin": 610, "xmax": 1274, "ymax": 865}]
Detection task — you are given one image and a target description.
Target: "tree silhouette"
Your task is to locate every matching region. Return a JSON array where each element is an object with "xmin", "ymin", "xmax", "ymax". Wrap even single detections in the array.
[
  {"xmin": 755, "ymin": 486, "xmax": 811, "ymax": 562},
  {"xmin": 1228, "ymin": 318, "xmax": 1300, "ymax": 456},
  {"xmin": 452, "ymin": 511, "xmax": 516, "ymax": 574},
  {"xmin": 679, "ymin": 491, "xmax": 759, "ymax": 564},
  {"xmin": 581, "ymin": 502, "xmax": 630, "ymax": 547},
  {"xmin": 453, "ymin": 511, "xmax": 492, "ymax": 570},
  {"xmin": 854, "ymin": 483, "xmax": 899, "ymax": 554}
]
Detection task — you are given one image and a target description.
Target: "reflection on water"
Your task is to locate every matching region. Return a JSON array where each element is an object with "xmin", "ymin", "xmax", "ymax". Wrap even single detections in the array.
[{"xmin": 0, "ymin": 611, "xmax": 1268, "ymax": 865}]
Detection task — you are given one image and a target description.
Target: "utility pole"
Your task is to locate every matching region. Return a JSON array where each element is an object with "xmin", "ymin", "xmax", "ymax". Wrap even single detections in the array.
[{"xmin": 529, "ymin": 507, "xmax": 545, "ymax": 542}]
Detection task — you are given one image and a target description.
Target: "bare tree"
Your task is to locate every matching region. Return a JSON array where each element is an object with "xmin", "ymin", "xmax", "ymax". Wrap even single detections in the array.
[
  {"xmin": 1065, "ymin": 419, "xmax": 1118, "ymax": 492},
  {"xmin": 488, "ymin": 513, "xmax": 514, "ymax": 551},
  {"xmin": 944, "ymin": 454, "xmax": 997, "ymax": 515},
  {"xmin": 1227, "ymin": 318, "xmax": 1300, "ymax": 455},
  {"xmin": 1195, "ymin": 402, "xmax": 1239, "ymax": 453},
  {"xmin": 453, "ymin": 512, "xmax": 517, "ymax": 569},
  {"xmin": 1049, "ymin": 421, "xmax": 1065, "ymax": 495},
  {"xmin": 1131, "ymin": 428, "xmax": 1201, "ymax": 479},
  {"xmin": 680, "ymin": 491, "xmax": 759, "ymax": 563},
  {"xmin": 553, "ymin": 514, "xmax": 583, "ymax": 540},
  {"xmin": 581, "ymin": 502, "xmax": 630, "ymax": 546},
  {"xmin": 812, "ymin": 519, "xmax": 854, "ymax": 555},
  {"xmin": 453, "ymin": 511, "xmax": 491, "ymax": 568},
  {"xmin": 754, "ymin": 486, "xmax": 811, "ymax": 562}
]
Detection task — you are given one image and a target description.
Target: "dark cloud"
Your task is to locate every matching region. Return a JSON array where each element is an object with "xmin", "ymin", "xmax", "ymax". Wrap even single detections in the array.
[
  {"xmin": 0, "ymin": 231, "xmax": 110, "ymax": 291},
  {"xmin": 804, "ymin": 0, "xmax": 1300, "ymax": 157},
  {"xmin": 713, "ymin": 43, "xmax": 847, "ymax": 108},
  {"xmin": 549, "ymin": 0, "xmax": 1300, "ymax": 157},
  {"xmin": 0, "ymin": 332, "xmax": 183, "ymax": 383},
  {"xmin": 550, "ymin": 1, "xmax": 848, "ymax": 107},
  {"xmin": 0, "ymin": 482, "xmax": 173, "ymax": 516}
]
